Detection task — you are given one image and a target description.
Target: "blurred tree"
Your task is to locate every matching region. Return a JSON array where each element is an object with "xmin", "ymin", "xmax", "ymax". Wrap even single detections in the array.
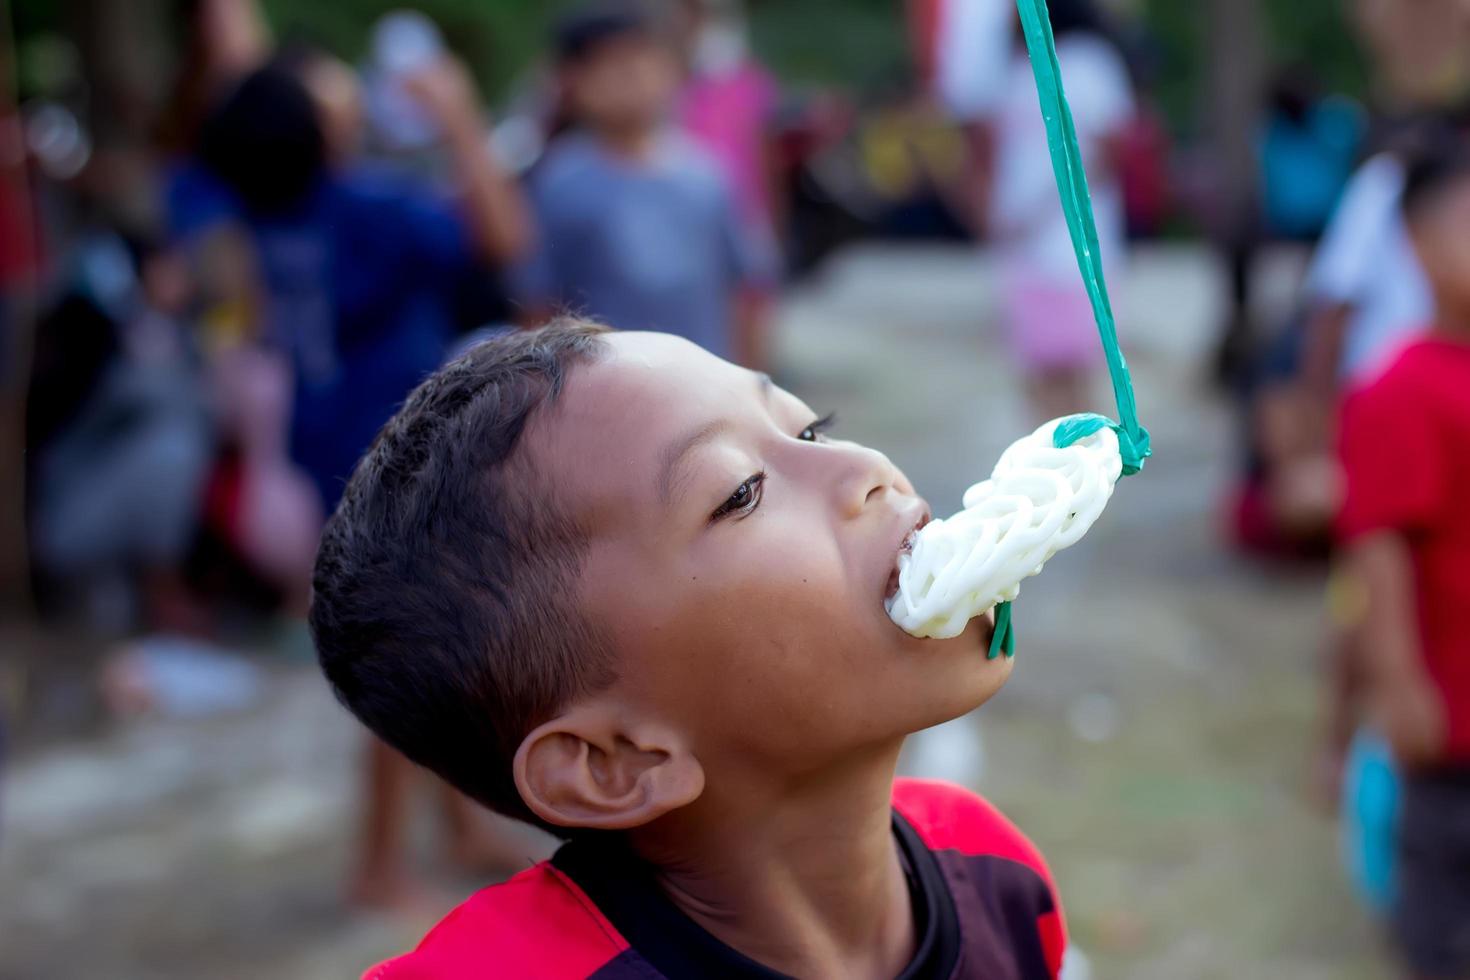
[
  {"xmin": 252, "ymin": 0, "xmax": 908, "ymax": 100},
  {"xmin": 0, "ymin": 0, "xmax": 32, "ymax": 615},
  {"xmin": 6, "ymin": 0, "xmax": 1379, "ymax": 127},
  {"xmin": 747, "ymin": 0, "xmax": 906, "ymax": 94},
  {"xmin": 257, "ymin": 0, "xmax": 525, "ymax": 97},
  {"xmin": 1265, "ymin": 0, "xmax": 1368, "ymax": 99},
  {"xmin": 64, "ymin": 0, "xmax": 170, "ymax": 145},
  {"xmin": 1144, "ymin": 0, "xmax": 1367, "ymax": 136},
  {"xmin": 1202, "ymin": 0, "xmax": 1265, "ymax": 383}
]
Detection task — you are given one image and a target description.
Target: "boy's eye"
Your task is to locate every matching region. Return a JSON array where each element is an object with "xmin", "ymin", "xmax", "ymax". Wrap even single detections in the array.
[
  {"xmin": 711, "ymin": 472, "xmax": 765, "ymax": 522},
  {"xmin": 798, "ymin": 413, "xmax": 837, "ymax": 443}
]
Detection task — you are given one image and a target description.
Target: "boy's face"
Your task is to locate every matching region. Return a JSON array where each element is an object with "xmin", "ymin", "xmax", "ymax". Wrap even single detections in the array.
[
  {"xmin": 565, "ymin": 34, "xmax": 679, "ymax": 134},
  {"xmin": 535, "ymin": 333, "xmax": 1009, "ymax": 782},
  {"xmin": 1412, "ymin": 175, "xmax": 1470, "ymax": 320}
]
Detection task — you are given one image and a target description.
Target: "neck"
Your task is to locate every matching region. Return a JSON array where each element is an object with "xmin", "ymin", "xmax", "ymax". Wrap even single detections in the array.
[{"xmin": 630, "ymin": 742, "xmax": 915, "ymax": 979}]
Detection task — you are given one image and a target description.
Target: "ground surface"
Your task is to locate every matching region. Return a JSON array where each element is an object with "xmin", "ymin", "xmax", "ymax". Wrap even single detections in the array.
[{"xmin": 2, "ymin": 243, "xmax": 1392, "ymax": 979}]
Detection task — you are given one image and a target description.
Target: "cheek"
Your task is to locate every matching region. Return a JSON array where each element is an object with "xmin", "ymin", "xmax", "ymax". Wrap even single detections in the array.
[
  {"xmin": 677, "ymin": 525, "xmax": 895, "ymax": 736},
  {"xmin": 638, "ymin": 519, "xmax": 869, "ymax": 706},
  {"xmin": 693, "ymin": 510, "xmax": 859, "ymax": 636}
]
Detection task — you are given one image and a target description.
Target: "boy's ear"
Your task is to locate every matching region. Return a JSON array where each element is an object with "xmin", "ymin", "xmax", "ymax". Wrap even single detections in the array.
[{"xmin": 513, "ymin": 706, "xmax": 704, "ymax": 831}]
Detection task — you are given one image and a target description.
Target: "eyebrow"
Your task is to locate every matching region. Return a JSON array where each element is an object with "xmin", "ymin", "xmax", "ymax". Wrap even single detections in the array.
[
  {"xmin": 657, "ymin": 373, "xmax": 774, "ymax": 509},
  {"xmin": 658, "ymin": 420, "xmax": 729, "ymax": 508}
]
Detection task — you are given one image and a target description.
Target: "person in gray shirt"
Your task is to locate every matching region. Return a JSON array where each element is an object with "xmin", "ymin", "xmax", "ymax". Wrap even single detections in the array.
[{"xmin": 515, "ymin": 6, "xmax": 771, "ymax": 362}]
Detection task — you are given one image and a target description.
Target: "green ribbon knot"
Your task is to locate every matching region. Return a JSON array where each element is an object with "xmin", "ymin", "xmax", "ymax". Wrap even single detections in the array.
[{"xmin": 1051, "ymin": 412, "xmax": 1153, "ymax": 476}]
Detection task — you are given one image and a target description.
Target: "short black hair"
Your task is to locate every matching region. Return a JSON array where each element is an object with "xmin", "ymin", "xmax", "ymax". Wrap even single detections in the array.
[
  {"xmin": 1401, "ymin": 127, "xmax": 1470, "ymax": 223},
  {"xmin": 198, "ymin": 66, "xmax": 325, "ymax": 215},
  {"xmin": 554, "ymin": 3, "xmax": 656, "ymax": 63},
  {"xmin": 311, "ymin": 320, "xmax": 616, "ymax": 827}
]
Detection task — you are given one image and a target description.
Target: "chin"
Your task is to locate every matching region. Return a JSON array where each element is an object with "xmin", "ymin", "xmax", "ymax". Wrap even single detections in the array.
[
  {"xmin": 893, "ymin": 623, "xmax": 1013, "ymax": 729},
  {"xmin": 862, "ymin": 606, "xmax": 1009, "ymax": 727},
  {"xmin": 935, "ymin": 653, "xmax": 1013, "ymax": 721}
]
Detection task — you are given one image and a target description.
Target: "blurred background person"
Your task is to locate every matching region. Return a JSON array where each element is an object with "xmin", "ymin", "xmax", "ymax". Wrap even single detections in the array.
[
  {"xmin": 157, "ymin": 0, "xmax": 272, "ymax": 248},
  {"xmin": 191, "ymin": 56, "xmax": 526, "ymax": 522},
  {"xmin": 186, "ymin": 52, "xmax": 542, "ymax": 909},
  {"xmin": 1224, "ymin": 65, "xmax": 1365, "ymax": 561},
  {"xmin": 673, "ymin": 0, "xmax": 782, "ymax": 371},
  {"xmin": 1334, "ymin": 132, "xmax": 1470, "ymax": 980},
  {"xmin": 914, "ymin": 0, "xmax": 1013, "ymax": 235},
  {"xmin": 1232, "ymin": 121, "xmax": 1432, "ymax": 558},
  {"xmin": 1227, "ymin": 0, "xmax": 1468, "ymax": 560},
  {"xmin": 514, "ymin": 4, "xmax": 772, "ymax": 365},
  {"xmin": 1257, "ymin": 64, "xmax": 1365, "ymax": 247},
  {"xmin": 25, "ymin": 230, "xmax": 211, "ymax": 636},
  {"xmin": 156, "ymin": 0, "xmax": 271, "ymax": 158},
  {"xmin": 1298, "ymin": 120, "xmax": 1438, "ymax": 409}
]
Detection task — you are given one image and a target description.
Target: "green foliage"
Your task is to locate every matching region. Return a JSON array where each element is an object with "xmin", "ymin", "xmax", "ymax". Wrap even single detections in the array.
[
  {"xmin": 255, "ymin": 0, "xmax": 1371, "ymax": 125},
  {"xmin": 257, "ymin": 0, "xmax": 560, "ymax": 98},
  {"xmin": 254, "ymin": 0, "xmax": 910, "ymax": 101},
  {"xmin": 1141, "ymin": 0, "xmax": 1369, "ymax": 134},
  {"xmin": 1136, "ymin": 0, "xmax": 1199, "ymax": 132},
  {"xmin": 1263, "ymin": 0, "xmax": 1368, "ymax": 98},
  {"xmin": 748, "ymin": 0, "xmax": 907, "ymax": 93},
  {"xmin": 10, "ymin": 0, "xmax": 1373, "ymax": 132}
]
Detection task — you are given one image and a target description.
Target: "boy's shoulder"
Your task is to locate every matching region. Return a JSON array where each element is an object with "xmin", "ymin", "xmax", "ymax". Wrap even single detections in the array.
[
  {"xmin": 892, "ymin": 776, "xmax": 1053, "ymax": 874},
  {"xmin": 362, "ymin": 862, "xmax": 631, "ymax": 980},
  {"xmin": 894, "ymin": 778, "xmax": 1067, "ymax": 979}
]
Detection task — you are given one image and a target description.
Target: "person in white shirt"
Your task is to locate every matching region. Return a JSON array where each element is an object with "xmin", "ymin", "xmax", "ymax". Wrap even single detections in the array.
[
  {"xmin": 1301, "ymin": 151, "xmax": 1433, "ymax": 390},
  {"xmin": 986, "ymin": 0, "xmax": 1135, "ymax": 421},
  {"xmin": 929, "ymin": 0, "xmax": 1013, "ymax": 125},
  {"xmin": 923, "ymin": 0, "xmax": 1134, "ymax": 420}
]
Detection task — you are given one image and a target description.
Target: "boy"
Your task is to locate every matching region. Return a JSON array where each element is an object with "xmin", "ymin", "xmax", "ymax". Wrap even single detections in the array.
[
  {"xmin": 312, "ymin": 322, "xmax": 1066, "ymax": 977},
  {"xmin": 1336, "ymin": 134, "xmax": 1470, "ymax": 978},
  {"xmin": 515, "ymin": 7, "xmax": 770, "ymax": 364}
]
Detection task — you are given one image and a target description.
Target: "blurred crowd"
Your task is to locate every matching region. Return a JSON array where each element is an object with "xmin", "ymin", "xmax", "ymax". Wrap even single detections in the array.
[{"xmin": 4, "ymin": 0, "xmax": 1470, "ymax": 974}]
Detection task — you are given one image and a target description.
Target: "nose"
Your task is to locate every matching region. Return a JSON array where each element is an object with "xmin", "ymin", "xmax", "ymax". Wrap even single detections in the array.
[{"xmin": 828, "ymin": 441, "xmax": 905, "ymax": 518}]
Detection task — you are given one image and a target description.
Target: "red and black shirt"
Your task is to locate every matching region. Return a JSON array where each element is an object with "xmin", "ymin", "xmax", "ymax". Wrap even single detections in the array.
[{"xmin": 366, "ymin": 779, "xmax": 1066, "ymax": 979}]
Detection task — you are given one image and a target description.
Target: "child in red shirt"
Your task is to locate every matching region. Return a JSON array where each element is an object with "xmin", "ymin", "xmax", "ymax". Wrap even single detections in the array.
[
  {"xmin": 311, "ymin": 314, "xmax": 1066, "ymax": 978},
  {"xmin": 1337, "ymin": 132, "xmax": 1470, "ymax": 978}
]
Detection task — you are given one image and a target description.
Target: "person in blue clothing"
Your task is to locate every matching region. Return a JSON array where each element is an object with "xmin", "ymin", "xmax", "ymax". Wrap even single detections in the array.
[
  {"xmin": 190, "ymin": 55, "xmax": 529, "ymax": 513},
  {"xmin": 1258, "ymin": 65, "xmax": 1365, "ymax": 243},
  {"xmin": 186, "ymin": 55, "xmax": 542, "ymax": 909},
  {"xmin": 515, "ymin": 5, "xmax": 773, "ymax": 365}
]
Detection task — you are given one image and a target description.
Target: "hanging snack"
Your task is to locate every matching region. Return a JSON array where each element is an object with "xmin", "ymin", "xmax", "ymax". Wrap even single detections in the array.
[
  {"xmin": 885, "ymin": 0, "xmax": 1154, "ymax": 657},
  {"xmin": 887, "ymin": 415, "xmax": 1123, "ymax": 641}
]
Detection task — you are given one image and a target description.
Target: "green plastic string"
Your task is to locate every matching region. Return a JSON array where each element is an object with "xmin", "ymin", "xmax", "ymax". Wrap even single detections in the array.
[
  {"xmin": 1015, "ymin": 0, "xmax": 1150, "ymax": 473},
  {"xmin": 987, "ymin": 601, "xmax": 1015, "ymax": 661},
  {"xmin": 988, "ymin": 0, "xmax": 1155, "ymax": 662}
]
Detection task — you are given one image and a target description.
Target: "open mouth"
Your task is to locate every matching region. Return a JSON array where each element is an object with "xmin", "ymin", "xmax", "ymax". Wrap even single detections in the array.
[{"xmin": 884, "ymin": 511, "xmax": 931, "ymax": 602}]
